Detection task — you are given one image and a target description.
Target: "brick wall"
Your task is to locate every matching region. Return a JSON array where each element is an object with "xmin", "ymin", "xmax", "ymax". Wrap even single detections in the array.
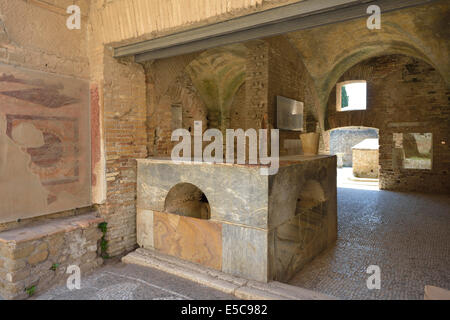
[
  {"xmin": 353, "ymin": 149, "xmax": 379, "ymax": 178},
  {"xmin": 143, "ymin": 52, "xmax": 207, "ymax": 157},
  {"xmin": 266, "ymin": 36, "xmax": 319, "ymax": 155},
  {"xmin": 326, "ymin": 55, "xmax": 450, "ymax": 193},
  {"xmin": 98, "ymin": 51, "xmax": 147, "ymax": 256},
  {"xmin": 143, "ymin": 40, "xmax": 269, "ymax": 159},
  {"xmin": 142, "ymin": 37, "xmax": 320, "ymax": 160},
  {"xmin": 243, "ymin": 40, "xmax": 269, "ymax": 130},
  {"xmin": 0, "ymin": 214, "xmax": 103, "ymax": 299},
  {"xmin": 142, "ymin": 36, "xmax": 321, "ymax": 161}
]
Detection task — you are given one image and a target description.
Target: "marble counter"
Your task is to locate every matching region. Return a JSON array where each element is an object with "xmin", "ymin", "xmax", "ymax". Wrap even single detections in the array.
[{"xmin": 136, "ymin": 155, "xmax": 337, "ymax": 282}]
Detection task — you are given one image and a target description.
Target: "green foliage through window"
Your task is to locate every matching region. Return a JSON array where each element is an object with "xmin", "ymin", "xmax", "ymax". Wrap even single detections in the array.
[{"xmin": 341, "ymin": 86, "xmax": 349, "ymax": 108}]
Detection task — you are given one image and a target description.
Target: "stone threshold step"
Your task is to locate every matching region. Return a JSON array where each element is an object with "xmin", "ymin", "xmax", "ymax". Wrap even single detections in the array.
[
  {"xmin": 122, "ymin": 248, "xmax": 337, "ymax": 300},
  {"xmin": 346, "ymin": 176, "xmax": 379, "ymax": 183}
]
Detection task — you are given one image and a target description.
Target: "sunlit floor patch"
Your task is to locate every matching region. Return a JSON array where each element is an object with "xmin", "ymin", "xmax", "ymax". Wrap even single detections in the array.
[{"xmin": 337, "ymin": 167, "xmax": 379, "ymax": 191}]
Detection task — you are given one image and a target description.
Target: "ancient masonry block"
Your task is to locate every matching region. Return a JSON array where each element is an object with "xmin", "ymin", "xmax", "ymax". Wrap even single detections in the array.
[
  {"xmin": 352, "ymin": 139, "xmax": 379, "ymax": 178},
  {"xmin": 0, "ymin": 213, "xmax": 104, "ymax": 300},
  {"xmin": 136, "ymin": 155, "xmax": 337, "ymax": 283}
]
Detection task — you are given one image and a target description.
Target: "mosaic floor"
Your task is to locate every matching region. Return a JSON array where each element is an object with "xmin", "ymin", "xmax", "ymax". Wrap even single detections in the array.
[
  {"xmin": 35, "ymin": 262, "xmax": 235, "ymax": 300},
  {"xmin": 289, "ymin": 185, "xmax": 450, "ymax": 300}
]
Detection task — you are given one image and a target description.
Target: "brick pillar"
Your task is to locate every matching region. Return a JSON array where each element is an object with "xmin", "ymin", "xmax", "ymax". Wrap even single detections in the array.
[{"xmin": 98, "ymin": 49, "xmax": 148, "ymax": 256}]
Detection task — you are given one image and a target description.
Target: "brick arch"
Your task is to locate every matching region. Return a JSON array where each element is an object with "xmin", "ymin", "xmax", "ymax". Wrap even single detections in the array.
[
  {"xmin": 327, "ymin": 110, "xmax": 376, "ymax": 130},
  {"xmin": 147, "ymin": 177, "xmax": 221, "ymax": 221},
  {"xmin": 164, "ymin": 182, "xmax": 211, "ymax": 219},
  {"xmin": 185, "ymin": 44, "xmax": 247, "ymax": 133},
  {"xmin": 319, "ymin": 39, "xmax": 447, "ymax": 131},
  {"xmin": 322, "ymin": 54, "xmax": 449, "ymax": 193},
  {"xmin": 324, "ymin": 53, "xmax": 447, "ymax": 131},
  {"xmin": 325, "ymin": 126, "xmax": 379, "ymax": 164}
]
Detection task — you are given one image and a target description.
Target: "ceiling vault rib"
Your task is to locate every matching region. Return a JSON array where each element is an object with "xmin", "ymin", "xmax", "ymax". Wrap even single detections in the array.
[{"xmin": 113, "ymin": 0, "xmax": 438, "ymax": 62}]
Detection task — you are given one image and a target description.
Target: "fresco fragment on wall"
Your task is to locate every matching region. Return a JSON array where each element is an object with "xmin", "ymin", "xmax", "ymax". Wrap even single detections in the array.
[{"xmin": 0, "ymin": 63, "xmax": 90, "ymax": 223}]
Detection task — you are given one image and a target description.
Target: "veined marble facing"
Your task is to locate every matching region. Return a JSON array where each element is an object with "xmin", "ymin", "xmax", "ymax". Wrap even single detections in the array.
[
  {"xmin": 152, "ymin": 211, "xmax": 222, "ymax": 270},
  {"xmin": 222, "ymin": 224, "xmax": 269, "ymax": 282},
  {"xmin": 137, "ymin": 209, "xmax": 154, "ymax": 249},
  {"xmin": 136, "ymin": 155, "xmax": 337, "ymax": 282},
  {"xmin": 137, "ymin": 160, "xmax": 268, "ymax": 228}
]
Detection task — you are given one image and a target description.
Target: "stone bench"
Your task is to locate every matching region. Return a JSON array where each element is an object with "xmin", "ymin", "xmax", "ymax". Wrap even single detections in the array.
[{"xmin": 0, "ymin": 213, "xmax": 104, "ymax": 299}]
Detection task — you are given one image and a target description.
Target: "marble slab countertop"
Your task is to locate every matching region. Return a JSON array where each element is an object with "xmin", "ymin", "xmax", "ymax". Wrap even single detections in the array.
[{"xmin": 137, "ymin": 155, "xmax": 335, "ymax": 168}]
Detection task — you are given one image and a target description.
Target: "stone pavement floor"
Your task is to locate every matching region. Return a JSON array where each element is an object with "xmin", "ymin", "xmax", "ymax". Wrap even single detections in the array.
[
  {"xmin": 34, "ymin": 261, "xmax": 236, "ymax": 300},
  {"xmin": 290, "ymin": 186, "xmax": 450, "ymax": 300}
]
